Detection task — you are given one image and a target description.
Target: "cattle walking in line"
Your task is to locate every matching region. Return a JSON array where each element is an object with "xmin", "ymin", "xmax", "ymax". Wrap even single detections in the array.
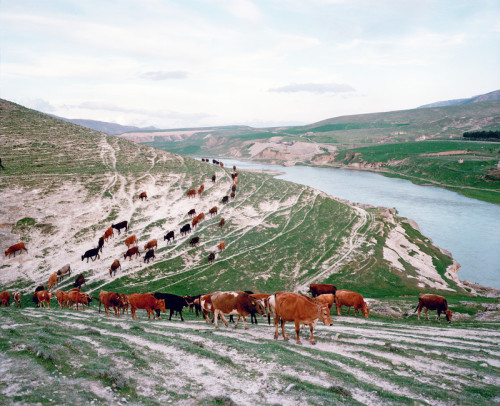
[
  {"xmin": 217, "ymin": 241, "xmax": 226, "ymax": 252},
  {"xmin": 124, "ymin": 234, "xmax": 137, "ymax": 248},
  {"xmin": 128, "ymin": 293, "xmax": 166, "ymax": 320},
  {"xmin": 189, "ymin": 236, "xmax": 200, "ymax": 247},
  {"xmin": 81, "ymin": 247, "xmax": 100, "ymax": 262},
  {"xmin": 124, "ymin": 246, "xmax": 140, "ymax": 260},
  {"xmin": 309, "ymin": 283, "xmax": 337, "ymax": 298},
  {"xmin": 164, "ymin": 230, "xmax": 175, "ymax": 243},
  {"xmin": 99, "ymin": 291, "xmax": 123, "ymax": 317},
  {"xmin": 221, "ymin": 195, "xmax": 229, "ymax": 204},
  {"xmin": 36, "ymin": 291, "xmax": 52, "ymax": 308},
  {"xmin": 0, "ymin": 291, "xmax": 11, "ymax": 307},
  {"xmin": 209, "ymin": 206, "xmax": 217, "ymax": 217},
  {"xmin": 273, "ymin": 292, "xmax": 333, "ymax": 345},
  {"xmin": 208, "ymin": 252, "xmax": 216, "ymax": 264},
  {"xmin": 188, "ymin": 208, "xmax": 196, "ymax": 217},
  {"xmin": 187, "ymin": 189, "xmax": 196, "ymax": 198},
  {"xmin": 109, "ymin": 259, "xmax": 121, "ymax": 277},
  {"xmin": 335, "ymin": 290, "xmax": 370, "ymax": 318},
  {"xmin": 47, "ymin": 272, "xmax": 58, "ymax": 291},
  {"xmin": 112, "ymin": 220, "xmax": 129, "ymax": 235},
  {"xmin": 5, "ymin": 242, "xmax": 28, "ymax": 258},
  {"xmin": 57, "ymin": 264, "xmax": 71, "ymax": 282},
  {"xmin": 180, "ymin": 223, "xmax": 191, "ymax": 236},
  {"xmin": 74, "ymin": 274, "xmax": 86, "ymax": 289},
  {"xmin": 219, "ymin": 218, "xmax": 225, "ymax": 228},
  {"xmin": 139, "ymin": 191, "xmax": 148, "ymax": 201},
  {"xmin": 153, "ymin": 293, "xmax": 190, "ymax": 321},
  {"xmin": 103, "ymin": 226, "xmax": 114, "ymax": 242},
  {"xmin": 413, "ymin": 293, "xmax": 453, "ymax": 323},
  {"xmin": 144, "ymin": 239, "xmax": 157, "ymax": 251},
  {"xmin": 211, "ymin": 174, "xmax": 216, "ymax": 182},
  {"xmin": 13, "ymin": 292, "xmax": 22, "ymax": 308},
  {"xmin": 211, "ymin": 291, "xmax": 266, "ymax": 329},
  {"xmin": 144, "ymin": 249, "xmax": 155, "ymax": 263}
]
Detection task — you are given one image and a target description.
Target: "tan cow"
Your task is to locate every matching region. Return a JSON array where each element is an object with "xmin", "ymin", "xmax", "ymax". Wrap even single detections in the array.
[
  {"xmin": 124, "ymin": 234, "xmax": 137, "ymax": 248},
  {"xmin": 47, "ymin": 272, "xmax": 58, "ymax": 291},
  {"xmin": 335, "ymin": 290, "xmax": 370, "ymax": 318},
  {"xmin": 217, "ymin": 241, "xmax": 226, "ymax": 252},
  {"xmin": 144, "ymin": 239, "xmax": 157, "ymax": 251}
]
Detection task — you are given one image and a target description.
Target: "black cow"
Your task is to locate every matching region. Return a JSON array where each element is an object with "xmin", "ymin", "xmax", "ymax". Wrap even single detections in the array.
[
  {"xmin": 74, "ymin": 273, "xmax": 85, "ymax": 289},
  {"xmin": 112, "ymin": 220, "xmax": 128, "ymax": 235},
  {"xmin": 211, "ymin": 174, "xmax": 216, "ymax": 182},
  {"xmin": 97, "ymin": 236, "xmax": 104, "ymax": 253},
  {"xmin": 184, "ymin": 294, "xmax": 202, "ymax": 317},
  {"xmin": 188, "ymin": 208, "xmax": 196, "ymax": 217},
  {"xmin": 180, "ymin": 223, "xmax": 191, "ymax": 236},
  {"xmin": 154, "ymin": 293, "xmax": 190, "ymax": 321},
  {"xmin": 231, "ymin": 173, "xmax": 237, "ymax": 180},
  {"xmin": 144, "ymin": 249, "xmax": 155, "ymax": 263},
  {"xmin": 222, "ymin": 196, "xmax": 229, "ymax": 204},
  {"xmin": 164, "ymin": 230, "xmax": 175, "ymax": 243},
  {"xmin": 230, "ymin": 191, "xmax": 235, "ymax": 200},
  {"xmin": 208, "ymin": 252, "xmax": 215, "ymax": 264},
  {"xmin": 231, "ymin": 185, "xmax": 236, "ymax": 192},
  {"xmin": 81, "ymin": 247, "xmax": 100, "ymax": 262},
  {"xmin": 189, "ymin": 236, "xmax": 200, "ymax": 247}
]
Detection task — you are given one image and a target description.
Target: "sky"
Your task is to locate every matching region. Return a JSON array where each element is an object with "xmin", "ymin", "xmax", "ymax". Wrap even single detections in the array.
[{"xmin": 1, "ymin": 0, "xmax": 499, "ymax": 129}]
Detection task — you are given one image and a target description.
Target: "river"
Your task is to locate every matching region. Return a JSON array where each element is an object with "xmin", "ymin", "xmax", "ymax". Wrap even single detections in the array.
[{"xmin": 215, "ymin": 158, "xmax": 500, "ymax": 289}]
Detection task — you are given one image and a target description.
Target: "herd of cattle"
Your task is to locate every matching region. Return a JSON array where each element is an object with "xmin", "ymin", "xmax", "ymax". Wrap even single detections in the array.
[{"xmin": 2, "ymin": 160, "xmax": 454, "ymax": 343}]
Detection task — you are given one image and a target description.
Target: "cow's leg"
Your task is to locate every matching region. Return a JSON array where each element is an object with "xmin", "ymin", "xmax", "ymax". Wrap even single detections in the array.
[
  {"xmin": 234, "ymin": 315, "xmax": 240, "ymax": 328},
  {"xmin": 219, "ymin": 312, "xmax": 229, "ymax": 327},
  {"xmin": 417, "ymin": 305, "xmax": 421, "ymax": 321},
  {"xmin": 437, "ymin": 310, "xmax": 441, "ymax": 321},
  {"xmin": 294, "ymin": 320, "xmax": 302, "ymax": 344},
  {"xmin": 309, "ymin": 324, "xmax": 316, "ymax": 345},
  {"xmin": 336, "ymin": 303, "xmax": 341, "ymax": 316},
  {"xmin": 180, "ymin": 310, "xmax": 184, "ymax": 322},
  {"xmin": 424, "ymin": 308, "xmax": 429, "ymax": 321},
  {"xmin": 214, "ymin": 310, "xmax": 220, "ymax": 328},
  {"xmin": 281, "ymin": 319, "xmax": 288, "ymax": 341},
  {"xmin": 169, "ymin": 309, "xmax": 174, "ymax": 320}
]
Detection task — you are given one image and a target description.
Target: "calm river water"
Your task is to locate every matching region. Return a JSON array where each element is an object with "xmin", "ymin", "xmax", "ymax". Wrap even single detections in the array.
[{"xmin": 216, "ymin": 158, "xmax": 500, "ymax": 289}]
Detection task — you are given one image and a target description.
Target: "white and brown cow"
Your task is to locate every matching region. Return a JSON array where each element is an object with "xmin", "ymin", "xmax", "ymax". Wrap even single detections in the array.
[{"xmin": 211, "ymin": 291, "xmax": 266, "ymax": 329}]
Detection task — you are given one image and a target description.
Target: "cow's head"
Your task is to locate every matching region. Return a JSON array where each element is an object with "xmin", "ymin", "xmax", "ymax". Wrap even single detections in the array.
[
  {"xmin": 445, "ymin": 310, "xmax": 453, "ymax": 323},
  {"xmin": 156, "ymin": 299, "xmax": 166, "ymax": 313},
  {"xmin": 251, "ymin": 299, "xmax": 266, "ymax": 315},
  {"xmin": 319, "ymin": 304, "xmax": 333, "ymax": 326},
  {"xmin": 362, "ymin": 305, "xmax": 370, "ymax": 318}
]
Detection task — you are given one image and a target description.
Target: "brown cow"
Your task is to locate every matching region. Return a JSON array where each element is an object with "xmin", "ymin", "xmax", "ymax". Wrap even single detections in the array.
[
  {"xmin": 414, "ymin": 293, "xmax": 452, "ymax": 323},
  {"xmin": 191, "ymin": 217, "xmax": 199, "ymax": 229},
  {"xmin": 273, "ymin": 292, "xmax": 333, "ymax": 344},
  {"xmin": 55, "ymin": 290, "xmax": 69, "ymax": 309},
  {"xmin": 209, "ymin": 206, "xmax": 217, "ymax": 217},
  {"xmin": 124, "ymin": 234, "xmax": 137, "ymax": 248},
  {"xmin": 197, "ymin": 212, "xmax": 205, "ymax": 222},
  {"xmin": 67, "ymin": 288, "xmax": 89, "ymax": 311},
  {"xmin": 99, "ymin": 290, "xmax": 123, "ymax": 317},
  {"xmin": 124, "ymin": 246, "xmax": 140, "ymax": 260},
  {"xmin": 5, "ymin": 242, "xmax": 28, "ymax": 258},
  {"xmin": 36, "ymin": 291, "xmax": 52, "ymax": 308},
  {"xmin": 198, "ymin": 184, "xmax": 204, "ymax": 197},
  {"xmin": 144, "ymin": 239, "xmax": 157, "ymax": 251},
  {"xmin": 188, "ymin": 208, "xmax": 196, "ymax": 217},
  {"xmin": 199, "ymin": 294, "xmax": 215, "ymax": 323},
  {"xmin": 13, "ymin": 292, "xmax": 22, "ymax": 308},
  {"xmin": 0, "ymin": 291, "xmax": 11, "ymax": 307},
  {"xmin": 335, "ymin": 290, "xmax": 370, "ymax": 318},
  {"xmin": 211, "ymin": 291, "xmax": 266, "ymax": 329},
  {"xmin": 47, "ymin": 272, "xmax": 58, "ymax": 291},
  {"xmin": 250, "ymin": 293, "xmax": 272, "ymax": 324},
  {"xmin": 139, "ymin": 191, "xmax": 147, "ymax": 201},
  {"xmin": 217, "ymin": 241, "xmax": 226, "ymax": 252},
  {"xmin": 119, "ymin": 294, "xmax": 129, "ymax": 314},
  {"xmin": 109, "ymin": 259, "xmax": 121, "ymax": 276},
  {"xmin": 219, "ymin": 218, "xmax": 225, "ymax": 228},
  {"xmin": 309, "ymin": 283, "xmax": 337, "ymax": 298},
  {"xmin": 187, "ymin": 189, "xmax": 196, "ymax": 198},
  {"xmin": 128, "ymin": 293, "xmax": 166, "ymax": 319},
  {"xmin": 314, "ymin": 294, "xmax": 335, "ymax": 312},
  {"xmin": 103, "ymin": 226, "xmax": 114, "ymax": 242}
]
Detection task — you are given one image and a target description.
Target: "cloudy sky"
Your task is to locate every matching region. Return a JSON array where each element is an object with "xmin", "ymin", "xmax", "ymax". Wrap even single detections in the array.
[{"xmin": 1, "ymin": 0, "xmax": 499, "ymax": 128}]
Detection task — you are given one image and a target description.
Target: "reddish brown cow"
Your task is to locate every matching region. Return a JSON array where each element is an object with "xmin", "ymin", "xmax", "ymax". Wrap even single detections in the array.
[
  {"xmin": 67, "ymin": 288, "xmax": 89, "ymax": 311},
  {"xmin": 47, "ymin": 272, "xmax": 58, "ymax": 291},
  {"xmin": 309, "ymin": 283, "xmax": 337, "ymax": 298},
  {"xmin": 128, "ymin": 293, "xmax": 166, "ymax": 320},
  {"xmin": 109, "ymin": 259, "xmax": 121, "ymax": 276},
  {"xmin": 335, "ymin": 290, "xmax": 370, "ymax": 318},
  {"xmin": 144, "ymin": 239, "xmax": 157, "ymax": 251},
  {"xmin": 414, "ymin": 293, "xmax": 452, "ymax": 323},
  {"xmin": 217, "ymin": 241, "xmax": 225, "ymax": 252},
  {"xmin": 124, "ymin": 246, "xmax": 140, "ymax": 260},
  {"xmin": 0, "ymin": 291, "xmax": 11, "ymax": 307},
  {"xmin": 103, "ymin": 226, "xmax": 114, "ymax": 242},
  {"xmin": 198, "ymin": 184, "xmax": 204, "ymax": 197},
  {"xmin": 209, "ymin": 206, "xmax": 217, "ymax": 217},
  {"xmin": 250, "ymin": 293, "xmax": 272, "ymax": 324},
  {"xmin": 5, "ymin": 242, "xmax": 28, "ymax": 258},
  {"xmin": 36, "ymin": 291, "xmax": 52, "ymax": 308},
  {"xmin": 188, "ymin": 208, "xmax": 196, "ymax": 217},
  {"xmin": 219, "ymin": 218, "xmax": 225, "ymax": 228},
  {"xmin": 99, "ymin": 290, "xmax": 123, "ymax": 317},
  {"xmin": 119, "ymin": 294, "xmax": 129, "ymax": 314},
  {"xmin": 55, "ymin": 290, "xmax": 69, "ymax": 309},
  {"xmin": 139, "ymin": 191, "xmax": 148, "ymax": 201},
  {"xmin": 199, "ymin": 294, "xmax": 214, "ymax": 323},
  {"xmin": 192, "ymin": 217, "xmax": 199, "ymax": 229},
  {"xmin": 13, "ymin": 292, "xmax": 22, "ymax": 308},
  {"xmin": 273, "ymin": 292, "xmax": 333, "ymax": 344},
  {"xmin": 124, "ymin": 234, "xmax": 137, "ymax": 248},
  {"xmin": 197, "ymin": 212, "xmax": 205, "ymax": 222},
  {"xmin": 187, "ymin": 189, "xmax": 196, "ymax": 198},
  {"xmin": 314, "ymin": 293, "xmax": 335, "ymax": 312},
  {"xmin": 211, "ymin": 291, "xmax": 266, "ymax": 329}
]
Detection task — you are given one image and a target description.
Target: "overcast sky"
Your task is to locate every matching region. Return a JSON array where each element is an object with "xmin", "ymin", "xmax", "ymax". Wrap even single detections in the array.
[{"xmin": 1, "ymin": 0, "xmax": 499, "ymax": 129}]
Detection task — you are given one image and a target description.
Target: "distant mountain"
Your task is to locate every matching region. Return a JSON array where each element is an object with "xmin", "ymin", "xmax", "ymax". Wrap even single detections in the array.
[
  {"xmin": 51, "ymin": 116, "xmax": 157, "ymax": 135},
  {"xmin": 418, "ymin": 90, "xmax": 500, "ymax": 108}
]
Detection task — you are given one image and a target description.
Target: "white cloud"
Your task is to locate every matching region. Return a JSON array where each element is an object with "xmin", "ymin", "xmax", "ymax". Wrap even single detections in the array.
[
  {"xmin": 269, "ymin": 83, "xmax": 355, "ymax": 94},
  {"xmin": 140, "ymin": 71, "xmax": 189, "ymax": 80}
]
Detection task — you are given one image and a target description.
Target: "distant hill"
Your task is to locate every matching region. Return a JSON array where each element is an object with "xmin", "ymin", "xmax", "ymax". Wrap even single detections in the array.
[
  {"xmin": 418, "ymin": 89, "xmax": 500, "ymax": 108},
  {"xmin": 50, "ymin": 116, "xmax": 158, "ymax": 135}
]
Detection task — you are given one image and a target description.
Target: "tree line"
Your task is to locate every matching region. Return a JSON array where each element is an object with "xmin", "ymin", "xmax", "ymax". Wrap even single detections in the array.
[{"xmin": 463, "ymin": 130, "xmax": 500, "ymax": 140}]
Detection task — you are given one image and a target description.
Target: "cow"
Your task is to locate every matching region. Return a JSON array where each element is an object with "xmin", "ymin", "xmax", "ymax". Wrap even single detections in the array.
[
  {"xmin": 164, "ymin": 230, "xmax": 175, "ymax": 243},
  {"xmin": 128, "ymin": 293, "xmax": 166, "ymax": 320},
  {"xmin": 74, "ymin": 274, "xmax": 86, "ymax": 289},
  {"xmin": 197, "ymin": 212, "xmax": 205, "ymax": 222},
  {"xmin": 212, "ymin": 159, "xmax": 219, "ymax": 165},
  {"xmin": 273, "ymin": 292, "xmax": 333, "ymax": 344},
  {"xmin": 414, "ymin": 293, "xmax": 452, "ymax": 323},
  {"xmin": 250, "ymin": 293, "xmax": 272, "ymax": 324},
  {"xmin": 189, "ymin": 236, "xmax": 200, "ymax": 247},
  {"xmin": 67, "ymin": 288, "xmax": 89, "ymax": 311},
  {"xmin": 192, "ymin": 217, "xmax": 199, "ymax": 229},
  {"xmin": 55, "ymin": 290, "xmax": 69, "ymax": 309},
  {"xmin": 187, "ymin": 189, "xmax": 196, "ymax": 198},
  {"xmin": 199, "ymin": 294, "xmax": 215, "ymax": 323},
  {"xmin": 0, "ymin": 291, "xmax": 11, "ymax": 307},
  {"xmin": 153, "ymin": 293, "xmax": 190, "ymax": 321},
  {"xmin": 13, "ymin": 292, "xmax": 22, "ymax": 308},
  {"xmin": 47, "ymin": 272, "xmax": 58, "ymax": 291},
  {"xmin": 5, "ymin": 242, "xmax": 28, "ymax": 258},
  {"xmin": 231, "ymin": 173, "xmax": 237, "ymax": 180},
  {"xmin": 103, "ymin": 226, "xmax": 114, "ymax": 242},
  {"xmin": 220, "ymin": 162, "xmax": 224, "ymax": 167},
  {"xmin": 184, "ymin": 294, "xmax": 202, "ymax": 317},
  {"xmin": 211, "ymin": 174, "xmax": 216, "ymax": 183},
  {"xmin": 124, "ymin": 234, "xmax": 137, "ymax": 248},
  {"xmin": 309, "ymin": 283, "xmax": 337, "ymax": 298},
  {"xmin": 109, "ymin": 259, "xmax": 121, "ymax": 277},
  {"xmin": 180, "ymin": 223, "xmax": 191, "ymax": 236},
  {"xmin": 32, "ymin": 285, "xmax": 45, "ymax": 307},
  {"xmin": 119, "ymin": 294, "xmax": 129, "ymax": 314},
  {"xmin": 124, "ymin": 246, "xmax": 140, "ymax": 260},
  {"xmin": 99, "ymin": 291, "xmax": 123, "ymax": 317},
  {"xmin": 36, "ymin": 291, "xmax": 52, "ymax": 308},
  {"xmin": 208, "ymin": 252, "xmax": 216, "ymax": 264},
  {"xmin": 144, "ymin": 249, "xmax": 155, "ymax": 263},
  {"xmin": 57, "ymin": 264, "xmax": 71, "ymax": 282},
  {"xmin": 81, "ymin": 247, "xmax": 100, "ymax": 262},
  {"xmin": 335, "ymin": 290, "xmax": 370, "ymax": 318},
  {"xmin": 219, "ymin": 218, "xmax": 225, "ymax": 228},
  {"xmin": 221, "ymin": 196, "xmax": 229, "ymax": 204},
  {"xmin": 188, "ymin": 208, "xmax": 196, "ymax": 217},
  {"xmin": 144, "ymin": 239, "xmax": 157, "ymax": 251},
  {"xmin": 198, "ymin": 184, "xmax": 204, "ymax": 197},
  {"xmin": 314, "ymin": 293, "xmax": 335, "ymax": 312},
  {"xmin": 230, "ymin": 191, "xmax": 235, "ymax": 200},
  {"xmin": 217, "ymin": 241, "xmax": 226, "ymax": 252},
  {"xmin": 97, "ymin": 236, "xmax": 104, "ymax": 253},
  {"xmin": 209, "ymin": 206, "xmax": 217, "ymax": 217},
  {"xmin": 139, "ymin": 191, "xmax": 147, "ymax": 201},
  {"xmin": 231, "ymin": 184, "xmax": 236, "ymax": 192},
  {"xmin": 112, "ymin": 220, "xmax": 128, "ymax": 235},
  {"xmin": 211, "ymin": 291, "xmax": 266, "ymax": 329}
]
